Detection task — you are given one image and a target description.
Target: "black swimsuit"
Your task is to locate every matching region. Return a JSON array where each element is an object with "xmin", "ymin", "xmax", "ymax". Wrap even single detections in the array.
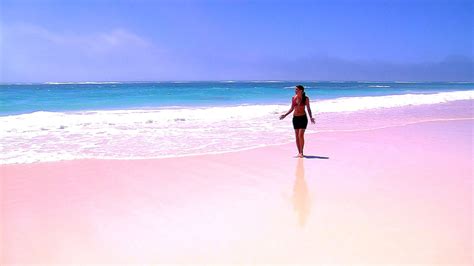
[{"xmin": 292, "ymin": 114, "xmax": 308, "ymax": 129}]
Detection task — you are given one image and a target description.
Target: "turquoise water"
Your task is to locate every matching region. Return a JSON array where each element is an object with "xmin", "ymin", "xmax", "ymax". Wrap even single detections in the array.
[
  {"xmin": 1, "ymin": 81, "xmax": 472, "ymax": 116},
  {"xmin": 1, "ymin": 81, "xmax": 472, "ymax": 164}
]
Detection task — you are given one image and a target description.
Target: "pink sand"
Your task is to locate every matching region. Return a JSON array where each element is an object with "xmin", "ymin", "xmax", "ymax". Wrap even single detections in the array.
[{"xmin": 1, "ymin": 106, "xmax": 472, "ymax": 264}]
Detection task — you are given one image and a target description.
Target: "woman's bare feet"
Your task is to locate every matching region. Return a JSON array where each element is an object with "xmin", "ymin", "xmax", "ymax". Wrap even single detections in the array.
[{"xmin": 298, "ymin": 153, "xmax": 304, "ymax": 158}]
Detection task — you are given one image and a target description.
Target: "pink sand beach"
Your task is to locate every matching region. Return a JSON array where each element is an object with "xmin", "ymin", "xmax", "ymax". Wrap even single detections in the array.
[{"xmin": 1, "ymin": 101, "xmax": 472, "ymax": 264}]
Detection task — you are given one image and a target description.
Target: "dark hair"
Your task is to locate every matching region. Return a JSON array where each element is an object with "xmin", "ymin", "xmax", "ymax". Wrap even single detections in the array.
[{"xmin": 296, "ymin": 85, "xmax": 307, "ymax": 105}]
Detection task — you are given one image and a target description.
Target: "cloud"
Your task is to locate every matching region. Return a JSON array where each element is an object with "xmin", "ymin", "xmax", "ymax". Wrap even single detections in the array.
[
  {"xmin": 0, "ymin": 23, "xmax": 168, "ymax": 82},
  {"xmin": 4, "ymin": 23, "xmax": 151, "ymax": 50},
  {"xmin": 1, "ymin": 23, "xmax": 472, "ymax": 82}
]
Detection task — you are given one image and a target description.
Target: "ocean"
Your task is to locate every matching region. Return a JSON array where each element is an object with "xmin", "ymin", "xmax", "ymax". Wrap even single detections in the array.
[{"xmin": 1, "ymin": 81, "xmax": 472, "ymax": 164}]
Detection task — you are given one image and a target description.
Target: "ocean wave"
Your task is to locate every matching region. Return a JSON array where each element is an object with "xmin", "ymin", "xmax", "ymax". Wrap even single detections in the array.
[
  {"xmin": 250, "ymin": 80, "xmax": 284, "ymax": 83},
  {"xmin": 0, "ymin": 104, "xmax": 298, "ymax": 164},
  {"xmin": 393, "ymin": 81, "xmax": 423, "ymax": 84},
  {"xmin": 368, "ymin": 85, "xmax": 391, "ymax": 88},
  {"xmin": 315, "ymin": 90, "xmax": 472, "ymax": 112},
  {"xmin": 1, "ymin": 91, "xmax": 471, "ymax": 164},
  {"xmin": 44, "ymin": 81, "xmax": 122, "ymax": 85}
]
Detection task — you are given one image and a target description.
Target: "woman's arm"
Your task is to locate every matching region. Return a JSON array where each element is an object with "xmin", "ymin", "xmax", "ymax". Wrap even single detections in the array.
[
  {"xmin": 279, "ymin": 99, "xmax": 295, "ymax": 120},
  {"xmin": 306, "ymin": 98, "xmax": 316, "ymax": 124}
]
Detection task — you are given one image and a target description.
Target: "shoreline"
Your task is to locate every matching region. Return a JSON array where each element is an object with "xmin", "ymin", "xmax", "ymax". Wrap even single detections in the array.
[
  {"xmin": 2, "ymin": 116, "xmax": 472, "ymax": 167},
  {"xmin": 2, "ymin": 99, "xmax": 472, "ymax": 165}
]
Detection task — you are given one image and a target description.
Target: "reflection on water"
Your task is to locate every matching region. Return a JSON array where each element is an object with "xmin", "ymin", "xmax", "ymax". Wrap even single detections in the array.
[{"xmin": 292, "ymin": 158, "xmax": 311, "ymax": 227}]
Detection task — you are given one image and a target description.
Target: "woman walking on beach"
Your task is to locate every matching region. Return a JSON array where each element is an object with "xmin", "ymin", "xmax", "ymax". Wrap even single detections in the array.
[{"xmin": 280, "ymin": 85, "xmax": 316, "ymax": 158}]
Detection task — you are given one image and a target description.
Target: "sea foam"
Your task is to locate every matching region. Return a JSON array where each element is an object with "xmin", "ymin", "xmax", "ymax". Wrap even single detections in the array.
[
  {"xmin": 368, "ymin": 85, "xmax": 391, "ymax": 88},
  {"xmin": 1, "ymin": 91, "xmax": 472, "ymax": 164},
  {"xmin": 315, "ymin": 91, "xmax": 472, "ymax": 113}
]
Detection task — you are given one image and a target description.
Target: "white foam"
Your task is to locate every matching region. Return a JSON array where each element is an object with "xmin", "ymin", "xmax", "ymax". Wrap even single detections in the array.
[
  {"xmin": 1, "ymin": 91, "xmax": 472, "ymax": 164},
  {"xmin": 315, "ymin": 91, "xmax": 472, "ymax": 113},
  {"xmin": 368, "ymin": 85, "xmax": 391, "ymax": 88}
]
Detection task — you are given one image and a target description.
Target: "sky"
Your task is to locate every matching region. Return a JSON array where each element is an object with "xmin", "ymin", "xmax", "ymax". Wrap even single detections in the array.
[{"xmin": 0, "ymin": 0, "xmax": 472, "ymax": 82}]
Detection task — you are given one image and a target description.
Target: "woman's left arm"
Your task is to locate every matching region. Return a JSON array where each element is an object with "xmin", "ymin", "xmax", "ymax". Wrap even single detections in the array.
[{"xmin": 306, "ymin": 98, "xmax": 316, "ymax": 124}]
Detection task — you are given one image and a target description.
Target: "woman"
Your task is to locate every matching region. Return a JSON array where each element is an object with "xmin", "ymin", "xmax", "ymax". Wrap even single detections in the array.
[{"xmin": 279, "ymin": 85, "xmax": 316, "ymax": 158}]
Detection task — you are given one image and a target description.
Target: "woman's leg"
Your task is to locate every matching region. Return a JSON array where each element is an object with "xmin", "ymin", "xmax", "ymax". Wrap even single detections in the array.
[
  {"xmin": 298, "ymin": 129, "xmax": 306, "ymax": 156},
  {"xmin": 294, "ymin": 129, "xmax": 301, "ymax": 155}
]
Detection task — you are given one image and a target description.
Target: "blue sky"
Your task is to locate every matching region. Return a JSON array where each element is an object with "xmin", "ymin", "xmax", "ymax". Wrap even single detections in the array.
[{"xmin": 1, "ymin": 0, "xmax": 472, "ymax": 82}]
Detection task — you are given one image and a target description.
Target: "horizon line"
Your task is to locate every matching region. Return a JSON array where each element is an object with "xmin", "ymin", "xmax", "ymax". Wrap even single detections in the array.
[{"xmin": 2, "ymin": 80, "xmax": 474, "ymax": 85}]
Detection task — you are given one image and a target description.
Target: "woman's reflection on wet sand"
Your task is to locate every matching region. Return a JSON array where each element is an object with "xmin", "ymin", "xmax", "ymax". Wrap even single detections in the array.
[{"xmin": 292, "ymin": 158, "xmax": 311, "ymax": 227}]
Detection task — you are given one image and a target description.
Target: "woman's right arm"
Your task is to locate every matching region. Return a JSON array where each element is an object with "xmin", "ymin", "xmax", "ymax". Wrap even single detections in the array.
[{"xmin": 279, "ymin": 99, "xmax": 295, "ymax": 120}]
